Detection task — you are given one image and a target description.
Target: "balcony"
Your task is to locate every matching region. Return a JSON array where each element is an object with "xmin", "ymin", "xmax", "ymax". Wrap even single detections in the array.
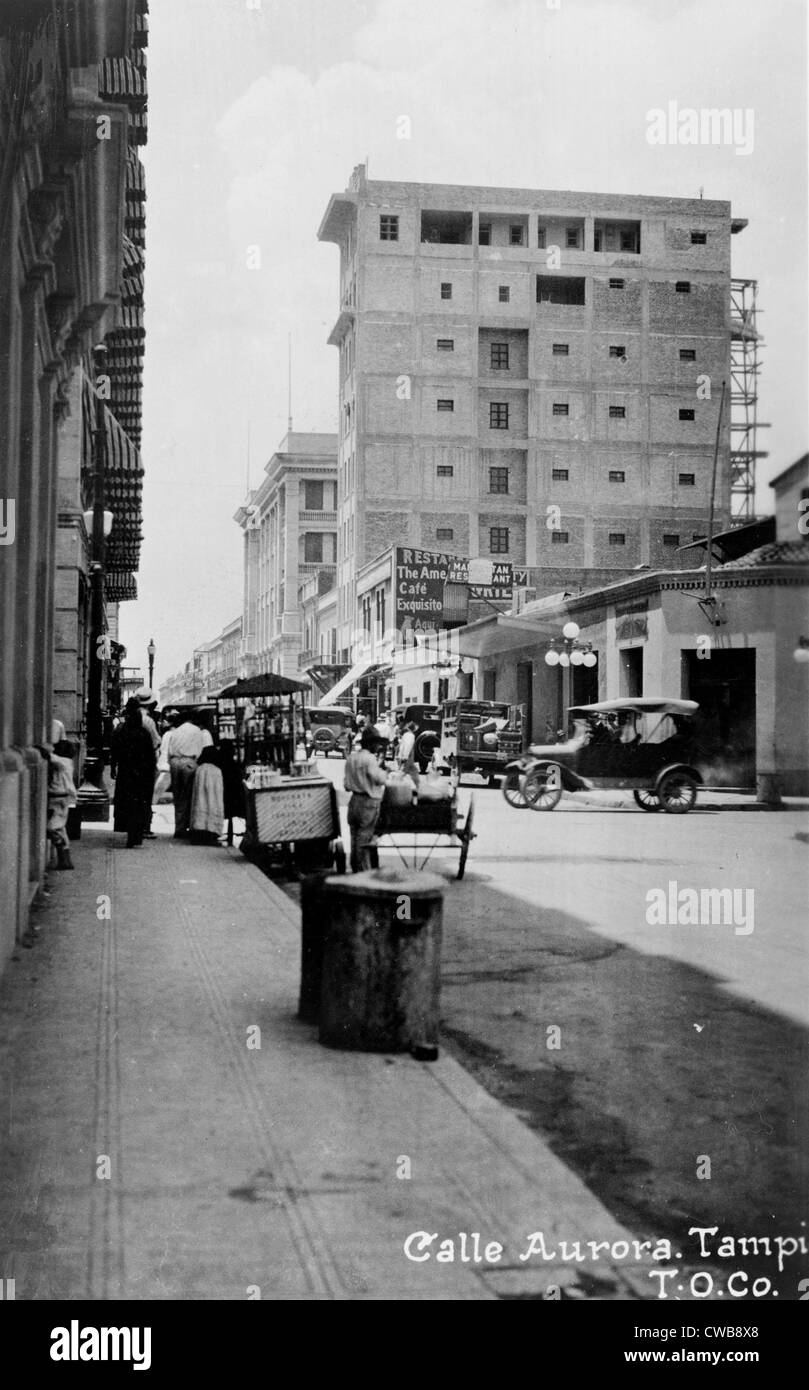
[
  {"xmin": 299, "ymin": 510, "xmax": 337, "ymax": 523},
  {"xmin": 298, "ymin": 563, "xmax": 337, "ymax": 582}
]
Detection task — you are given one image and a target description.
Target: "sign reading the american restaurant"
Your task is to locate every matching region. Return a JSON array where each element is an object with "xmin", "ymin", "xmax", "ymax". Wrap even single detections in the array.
[{"xmin": 395, "ymin": 548, "xmax": 515, "ymax": 632}]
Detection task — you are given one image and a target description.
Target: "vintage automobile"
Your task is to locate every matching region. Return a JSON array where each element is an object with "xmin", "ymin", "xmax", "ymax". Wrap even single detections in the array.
[
  {"xmin": 306, "ymin": 706, "xmax": 354, "ymax": 759},
  {"xmin": 502, "ymin": 697, "xmax": 704, "ymax": 814},
  {"xmin": 438, "ymin": 699, "xmax": 526, "ymax": 785}
]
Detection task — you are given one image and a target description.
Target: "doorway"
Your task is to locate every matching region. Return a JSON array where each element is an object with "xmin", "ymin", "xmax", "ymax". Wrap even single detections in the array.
[
  {"xmin": 619, "ymin": 646, "xmax": 643, "ymax": 697},
  {"xmin": 684, "ymin": 648, "xmax": 756, "ymax": 788}
]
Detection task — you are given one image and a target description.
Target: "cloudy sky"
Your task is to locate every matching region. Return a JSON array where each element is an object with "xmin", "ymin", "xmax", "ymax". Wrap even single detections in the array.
[{"xmin": 127, "ymin": 0, "xmax": 808, "ymax": 687}]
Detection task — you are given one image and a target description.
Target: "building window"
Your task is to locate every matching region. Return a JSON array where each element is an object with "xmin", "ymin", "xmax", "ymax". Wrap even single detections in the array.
[
  {"xmin": 489, "ymin": 402, "xmax": 509, "ymax": 429},
  {"xmin": 303, "ymin": 532, "xmax": 324, "ymax": 563},
  {"xmin": 675, "ymin": 280, "xmax": 691, "ymax": 293},
  {"xmin": 679, "ymin": 348, "xmax": 696, "ymax": 361},
  {"xmin": 690, "ymin": 231, "xmax": 707, "ymax": 244},
  {"xmin": 489, "ymin": 526, "xmax": 509, "ymax": 553},
  {"xmin": 490, "ymin": 342, "xmax": 509, "ymax": 369},
  {"xmin": 609, "ymin": 405, "xmax": 626, "ymax": 419},
  {"xmin": 437, "ymin": 399, "xmax": 455, "ymax": 412},
  {"xmin": 379, "ymin": 214, "xmax": 399, "ymax": 241},
  {"xmin": 537, "ymin": 226, "xmax": 546, "ymax": 249},
  {"xmin": 551, "ymin": 530, "xmax": 569, "ymax": 543},
  {"xmin": 498, "ymin": 285, "xmax": 510, "ymax": 303},
  {"xmin": 663, "ymin": 533, "xmax": 680, "ymax": 546},
  {"xmin": 565, "ymin": 226, "xmax": 580, "ymax": 249},
  {"xmin": 479, "ymin": 222, "xmax": 491, "ymax": 245},
  {"xmin": 679, "ymin": 473, "xmax": 696, "ymax": 486},
  {"xmin": 303, "ymin": 480, "xmax": 324, "ymax": 510},
  {"xmin": 437, "ymin": 677, "xmax": 449, "ymax": 702},
  {"xmin": 436, "ymin": 527, "xmax": 454, "ymax": 541},
  {"xmin": 436, "ymin": 465, "xmax": 454, "ymax": 477},
  {"xmin": 489, "ymin": 466, "xmax": 509, "ymax": 493},
  {"xmin": 608, "ymin": 469, "xmax": 626, "ymax": 482},
  {"xmin": 679, "ymin": 408, "xmax": 695, "ymax": 421},
  {"xmin": 537, "ymin": 275, "xmax": 586, "ymax": 305},
  {"xmin": 552, "ymin": 402, "xmax": 569, "ymax": 417},
  {"xmin": 609, "ymin": 277, "xmax": 625, "ymax": 289},
  {"xmin": 551, "ymin": 468, "xmax": 569, "ymax": 481},
  {"xmin": 608, "ymin": 532, "xmax": 626, "ymax": 546},
  {"xmin": 437, "ymin": 338, "xmax": 454, "ymax": 351},
  {"xmin": 509, "ymin": 224, "xmax": 524, "ymax": 246},
  {"xmin": 483, "ymin": 669, "xmax": 496, "ymax": 700},
  {"xmin": 396, "ymin": 685, "xmax": 403, "ymax": 705},
  {"xmin": 440, "ymin": 281, "xmax": 452, "ymax": 299},
  {"xmin": 552, "ymin": 343, "xmax": 569, "ymax": 356},
  {"xmin": 609, "ymin": 345, "xmax": 626, "ymax": 358},
  {"xmin": 422, "ymin": 681, "xmax": 431, "ymax": 702}
]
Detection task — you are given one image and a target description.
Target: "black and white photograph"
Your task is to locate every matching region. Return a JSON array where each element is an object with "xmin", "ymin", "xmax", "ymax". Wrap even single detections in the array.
[{"xmin": 0, "ymin": 0, "xmax": 807, "ymax": 1345}]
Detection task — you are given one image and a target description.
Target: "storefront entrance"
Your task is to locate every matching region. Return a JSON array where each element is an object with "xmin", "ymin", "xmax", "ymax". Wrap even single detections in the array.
[{"xmin": 683, "ymin": 649, "xmax": 756, "ymax": 788}]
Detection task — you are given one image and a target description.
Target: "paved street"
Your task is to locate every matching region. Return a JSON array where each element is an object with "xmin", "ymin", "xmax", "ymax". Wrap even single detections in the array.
[{"xmin": 315, "ymin": 759, "xmax": 809, "ymax": 1295}]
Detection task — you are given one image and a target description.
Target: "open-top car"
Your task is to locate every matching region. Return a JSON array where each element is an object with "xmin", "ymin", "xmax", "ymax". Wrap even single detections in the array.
[{"xmin": 502, "ymin": 697, "xmax": 704, "ymax": 813}]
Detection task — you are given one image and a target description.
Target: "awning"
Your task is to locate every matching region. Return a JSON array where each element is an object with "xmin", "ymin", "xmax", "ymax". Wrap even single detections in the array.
[
  {"xmin": 457, "ymin": 612, "xmax": 569, "ymax": 660},
  {"xmin": 316, "ymin": 656, "xmax": 382, "ymax": 708},
  {"xmin": 218, "ymin": 673, "xmax": 309, "ymax": 698}
]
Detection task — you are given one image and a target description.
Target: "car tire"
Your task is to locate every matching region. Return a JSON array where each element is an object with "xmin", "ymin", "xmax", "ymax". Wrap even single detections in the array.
[
  {"xmin": 523, "ymin": 764, "xmax": 563, "ymax": 811},
  {"xmin": 657, "ymin": 771, "xmax": 697, "ymax": 814},
  {"xmin": 633, "ymin": 789, "xmax": 661, "ymax": 812}
]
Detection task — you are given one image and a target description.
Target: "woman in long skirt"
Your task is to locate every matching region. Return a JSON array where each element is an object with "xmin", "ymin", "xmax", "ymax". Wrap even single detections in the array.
[
  {"xmin": 190, "ymin": 746, "xmax": 224, "ymax": 845},
  {"xmin": 110, "ymin": 699, "xmax": 157, "ymax": 847}
]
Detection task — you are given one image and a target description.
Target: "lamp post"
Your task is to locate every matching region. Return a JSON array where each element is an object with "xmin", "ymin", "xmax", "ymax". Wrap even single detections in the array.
[
  {"xmin": 147, "ymin": 638, "xmax": 156, "ymax": 689},
  {"xmin": 543, "ymin": 622, "xmax": 597, "ymax": 734}
]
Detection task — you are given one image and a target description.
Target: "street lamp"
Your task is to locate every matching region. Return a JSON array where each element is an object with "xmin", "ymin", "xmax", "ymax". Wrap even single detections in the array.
[{"xmin": 147, "ymin": 638, "xmax": 156, "ymax": 689}]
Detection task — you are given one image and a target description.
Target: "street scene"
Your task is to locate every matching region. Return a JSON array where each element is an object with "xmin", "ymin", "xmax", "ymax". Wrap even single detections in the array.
[{"xmin": 0, "ymin": 0, "xmax": 807, "ymax": 1341}]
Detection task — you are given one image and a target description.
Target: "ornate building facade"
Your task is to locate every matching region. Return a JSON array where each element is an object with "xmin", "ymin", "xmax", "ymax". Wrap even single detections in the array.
[{"xmin": 0, "ymin": 0, "xmax": 148, "ymax": 978}]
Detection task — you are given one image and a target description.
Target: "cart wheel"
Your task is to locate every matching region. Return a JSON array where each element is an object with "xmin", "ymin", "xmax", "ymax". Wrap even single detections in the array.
[
  {"xmin": 633, "ymin": 789, "xmax": 661, "ymax": 812},
  {"xmin": 456, "ymin": 796, "xmax": 476, "ymax": 879},
  {"xmin": 502, "ymin": 768, "xmax": 530, "ymax": 808},
  {"xmin": 523, "ymin": 764, "xmax": 563, "ymax": 811},
  {"xmin": 333, "ymin": 842, "xmax": 347, "ymax": 874}
]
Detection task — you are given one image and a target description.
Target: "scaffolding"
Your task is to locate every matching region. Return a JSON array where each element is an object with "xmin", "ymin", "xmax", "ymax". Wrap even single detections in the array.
[{"xmin": 729, "ymin": 278, "xmax": 768, "ymax": 521}]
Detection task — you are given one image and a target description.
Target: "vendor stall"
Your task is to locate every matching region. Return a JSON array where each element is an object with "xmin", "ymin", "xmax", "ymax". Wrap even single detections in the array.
[{"xmin": 216, "ymin": 673, "xmax": 311, "ymax": 774}]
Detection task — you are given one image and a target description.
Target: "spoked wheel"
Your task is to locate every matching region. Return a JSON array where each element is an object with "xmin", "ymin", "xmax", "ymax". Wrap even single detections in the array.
[
  {"xmin": 657, "ymin": 771, "xmax": 698, "ymax": 814},
  {"xmin": 502, "ymin": 768, "xmax": 530, "ymax": 809},
  {"xmin": 523, "ymin": 764, "xmax": 563, "ymax": 812},
  {"xmin": 633, "ymin": 789, "xmax": 661, "ymax": 812},
  {"xmin": 456, "ymin": 797, "xmax": 476, "ymax": 879}
]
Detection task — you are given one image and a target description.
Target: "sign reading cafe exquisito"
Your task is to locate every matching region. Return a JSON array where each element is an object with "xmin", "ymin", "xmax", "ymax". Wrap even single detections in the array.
[{"xmin": 394, "ymin": 548, "xmax": 514, "ymax": 632}]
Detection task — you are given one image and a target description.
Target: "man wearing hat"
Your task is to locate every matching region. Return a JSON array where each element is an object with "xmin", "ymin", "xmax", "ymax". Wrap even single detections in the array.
[{"xmin": 134, "ymin": 688, "xmax": 161, "ymax": 836}]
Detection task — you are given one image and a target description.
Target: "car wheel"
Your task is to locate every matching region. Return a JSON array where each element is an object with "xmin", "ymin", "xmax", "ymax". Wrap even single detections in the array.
[
  {"xmin": 657, "ymin": 771, "xmax": 697, "ymax": 814},
  {"xmin": 502, "ymin": 769, "xmax": 529, "ymax": 808},
  {"xmin": 633, "ymin": 789, "xmax": 661, "ymax": 812},
  {"xmin": 523, "ymin": 764, "xmax": 563, "ymax": 811}
]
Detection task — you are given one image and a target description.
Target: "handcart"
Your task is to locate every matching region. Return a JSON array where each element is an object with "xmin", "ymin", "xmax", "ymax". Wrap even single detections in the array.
[
  {"xmin": 374, "ymin": 786, "xmax": 476, "ymax": 880},
  {"xmin": 241, "ymin": 774, "xmax": 346, "ymax": 875}
]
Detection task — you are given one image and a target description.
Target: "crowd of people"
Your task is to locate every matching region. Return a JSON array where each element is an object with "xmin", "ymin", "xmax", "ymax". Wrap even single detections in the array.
[{"xmin": 107, "ymin": 688, "xmax": 244, "ymax": 848}]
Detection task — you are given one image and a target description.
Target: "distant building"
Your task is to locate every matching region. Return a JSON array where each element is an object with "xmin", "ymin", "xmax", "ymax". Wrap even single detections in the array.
[
  {"xmin": 319, "ymin": 165, "xmax": 747, "ymax": 656},
  {"xmin": 234, "ymin": 432, "xmax": 338, "ymax": 679}
]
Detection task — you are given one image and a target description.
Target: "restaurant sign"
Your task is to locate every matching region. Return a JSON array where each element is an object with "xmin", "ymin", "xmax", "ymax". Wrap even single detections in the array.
[{"xmin": 395, "ymin": 548, "xmax": 514, "ymax": 632}]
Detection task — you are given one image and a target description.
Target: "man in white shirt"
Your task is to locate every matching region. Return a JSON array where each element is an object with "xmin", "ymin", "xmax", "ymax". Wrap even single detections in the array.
[
  {"xmin": 397, "ymin": 720, "xmax": 419, "ymax": 784},
  {"xmin": 167, "ymin": 713, "xmax": 206, "ymax": 837}
]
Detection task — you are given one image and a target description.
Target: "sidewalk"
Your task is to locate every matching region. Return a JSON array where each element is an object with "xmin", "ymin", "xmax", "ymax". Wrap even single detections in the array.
[{"xmin": 0, "ymin": 810, "xmax": 657, "ymax": 1301}]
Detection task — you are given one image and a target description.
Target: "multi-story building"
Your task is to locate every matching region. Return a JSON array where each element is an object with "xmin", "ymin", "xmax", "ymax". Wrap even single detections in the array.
[
  {"xmin": 0, "ymin": 0, "xmax": 148, "ymax": 975},
  {"xmin": 318, "ymin": 165, "xmax": 746, "ymax": 656},
  {"xmin": 234, "ymin": 432, "xmax": 338, "ymax": 679}
]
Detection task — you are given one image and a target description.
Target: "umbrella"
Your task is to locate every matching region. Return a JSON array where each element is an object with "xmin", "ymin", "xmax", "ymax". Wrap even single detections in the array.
[{"xmin": 218, "ymin": 673, "xmax": 309, "ymax": 698}]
